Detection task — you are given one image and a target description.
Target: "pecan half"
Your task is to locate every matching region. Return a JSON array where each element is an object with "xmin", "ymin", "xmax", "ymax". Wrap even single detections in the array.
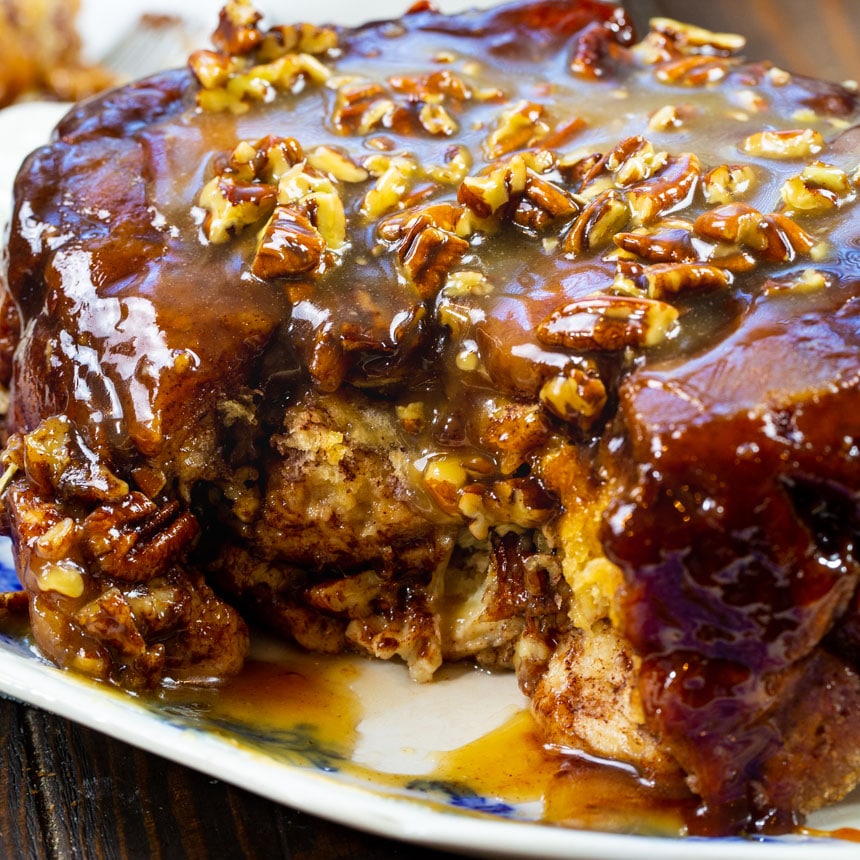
[
  {"xmin": 627, "ymin": 153, "xmax": 700, "ymax": 224},
  {"xmin": 253, "ymin": 206, "xmax": 326, "ymax": 279},
  {"xmin": 740, "ymin": 128, "xmax": 824, "ymax": 160},
  {"xmin": 564, "ymin": 190, "xmax": 629, "ymax": 255},
  {"xmin": 537, "ymin": 295, "xmax": 679, "ymax": 351},
  {"xmin": 397, "ymin": 215, "xmax": 470, "ymax": 300},
  {"xmin": 82, "ymin": 495, "xmax": 200, "ymax": 583},
  {"xmin": 694, "ymin": 203, "xmax": 816, "ymax": 262},
  {"xmin": 637, "ymin": 262, "xmax": 733, "ymax": 299}
]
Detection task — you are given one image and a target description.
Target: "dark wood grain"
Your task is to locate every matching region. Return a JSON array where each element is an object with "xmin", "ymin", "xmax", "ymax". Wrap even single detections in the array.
[
  {"xmin": 0, "ymin": 697, "xmax": 457, "ymax": 860},
  {"xmin": 0, "ymin": 1, "xmax": 858, "ymax": 858}
]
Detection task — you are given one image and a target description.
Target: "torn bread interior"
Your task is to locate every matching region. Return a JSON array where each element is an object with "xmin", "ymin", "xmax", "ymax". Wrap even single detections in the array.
[{"xmin": 1, "ymin": 0, "xmax": 859, "ymax": 837}]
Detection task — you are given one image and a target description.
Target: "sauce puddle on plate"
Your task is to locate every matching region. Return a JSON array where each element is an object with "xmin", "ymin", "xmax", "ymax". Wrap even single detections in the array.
[{"xmin": 167, "ymin": 643, "xmax": 692, "ymax": 835}]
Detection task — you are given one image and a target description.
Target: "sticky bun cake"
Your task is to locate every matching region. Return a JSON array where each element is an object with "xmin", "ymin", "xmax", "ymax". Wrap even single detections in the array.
[{"xmin": 0, "ymin": 0, "xmax": 858, "ymax": 837}]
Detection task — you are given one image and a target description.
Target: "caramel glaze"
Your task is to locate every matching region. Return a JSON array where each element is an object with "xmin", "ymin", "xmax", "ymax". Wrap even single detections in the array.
[{"xmin": 2, "ymin": 0, "xmax": 860, "ymax": 838}]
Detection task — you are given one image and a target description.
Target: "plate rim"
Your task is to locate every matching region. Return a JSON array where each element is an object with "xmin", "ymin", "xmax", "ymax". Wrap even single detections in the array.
[{"xmin": 0, "ymin": 638, "xmax": 856, "ymax": 860}]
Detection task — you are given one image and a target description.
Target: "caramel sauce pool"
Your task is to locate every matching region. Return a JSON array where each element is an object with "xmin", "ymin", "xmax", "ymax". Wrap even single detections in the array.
[
  {"xmin": 160, "ymin": 649, "xmax": 860, "ymax": 841},
  {"xmin": 164, "ymin": 647, "xmax": 694, "ymax": 836}
]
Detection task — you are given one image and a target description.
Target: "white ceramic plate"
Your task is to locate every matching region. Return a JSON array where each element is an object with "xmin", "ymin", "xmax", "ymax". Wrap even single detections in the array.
[
  {"xmin": 1, "ymin": 546, "xmax": 859, "ymax": 860},
  {"xmin": 1, "ymin": 3, "xmax": 859, "ymax": 858}
]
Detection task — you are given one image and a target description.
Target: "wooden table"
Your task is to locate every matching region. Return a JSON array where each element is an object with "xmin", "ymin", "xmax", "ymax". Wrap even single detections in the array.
[{"xmin": 0, "ymin": 2, "xmax": 857, "ymax": 858}]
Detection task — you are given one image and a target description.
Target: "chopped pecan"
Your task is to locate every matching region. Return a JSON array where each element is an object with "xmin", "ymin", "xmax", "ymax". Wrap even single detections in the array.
[
  {"xmin": 378, "ymin": 202, "xmax": 464, "ymax": 242},
  {"xmin": 388, "ymin": 68, "xmax": 472, "ymax": 101},
  {"xmin": 627, "ymin": 153, "xmax": 700, "ymax": 224},
  {"xmin": 694, "ymin": 203, "xmax": 816, "ymax": 262},
  {"xmin": 564, "ymin": 190, "xmax": 629, "ymax": 255},
  {"xmin": 199, "ymin": 175, "xmax": 277, "ymax": 243},
  {"xmin": 649, "ymin": 17, "xmax": 745, "ymax": 55},
  {"xmin": 780, "ymin": 162, "xmax": 856, "ymax": 215},
  {"xmin": 82, "ymin": 494, "xmax": 200, "ymax": 583},
  {"xmin": 277, "ymin": 164, "xmax": 346, "ymax": 250},
  {"xmin": 210, "ymin": 0, "xmax": 263, "ymax": 56},
  {"xmin": 655, "ymin": 55, "xmax": 737, "ymax": 87},
  {"xmin": 458, "ymin": 477, "xmax": 555, "ymax": 540},
  {"xmin": 196, "ymin": 52, "xmax": 332, "ymax": 114},
  {"xmin": 458, "ymin": 154, "xmax": 535, "ymax": 221},
  {"xmin": 33, "ymin": 559, "xmax": 86, "ymax": 599},
  {"xmin": 756, "ymin": 213, "xmax": 817, "ymax": 261},
  {"xmin": 484, "ymin": 100, "xmax": 549, "ymax": 159},
  {"xmin": 425, "ymin": 145, "xmax": 472, "ymax": 185},
  {"xmin": 537, "ymin": 295, "xmax": 679, "ymax": 351},
  {"xmin": 423, "ymin": 455, "xmax": 468, "ymax": 517},
  {"xmin": 19, "ymin": 417, "xmax": 129, "ymax": 503},
  {"xmin": 558, "ymin": 151, "xmax": 603, "ymax": 192},
  {"xmin": 513, "ymin": 173, "xmax": 579, "ymax": 232},
  {"xmin": 253, "ymin": 206, "xmax": 326, "ymax": 279},
  {"xmin": 764, "ymin": 268, "xmax": 829, "ymax": 295},
  {"xmin": 637, "ymin": 262, "xmax": 733, "ymax": 299},
  {"xmin": 648, "ymin": 104, "xmax": 684, "ymax": 131},
  {"xmin": 569, "ymin": 10, "xmax": 635, "ymax": 79},
  {"xmin": 33, "ymin": 517, "xmax": 77, "ymax": 561},
  {"xmin": 257, "ymin": 23, "xmax": 339, "ymax": 61},
  {"xmin": 475, "ymin": 400, "xmax": 551, "ymax": 475},
  {"xmin": 740, "ymin": 128, "xmax": 824, "ymax": 159},
  {"xmin": 539, "ymin": 367, "xmax": 607, "ymax": 431},
  {"xmin": 361, "ymin": 154, "xmax": 418, "ymax": 219},
  {"xmin": 307, "ymin": 326, "xmax": 348, "ymax": 392},
  {"xmin": 614, "ymin": 226, "xmax": 698, "ymax": 263},
  {"xmin": 306, "ymin": 145, "xmax": 369, "ymax": 183},
  {"xmin": 188, "ymin": 50, "xmax": 236, "ymax": 89},
  {"xmin": 419, "ymin": 102, "xmax": 459, "ymax": 136},
  {"xmin": 75, "ymin": 586, "xmax": 156, "ymax": 664},
  {"xmin": 604, "ymin": 136, "xmax": 668, "ymax": 187},
  {"xmin": 702, "ymin": 164, "xmax": 757, "ymax": 204},
  {"xmin": 397, "ymin": 215, "xmax": 470, "ymax": 300}
]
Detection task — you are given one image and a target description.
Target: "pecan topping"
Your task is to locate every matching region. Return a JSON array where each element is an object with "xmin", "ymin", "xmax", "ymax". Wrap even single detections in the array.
[
  {"xmin": 190, "ymin": 1, "xmax": 337, "ymax": 113},
  {"xmin": 537, "ymin": 295, "xmax": 679, "ymax": 352},
  {"xmin": 82, "ymin": 494, "xmax": 200, "ymax": 583},
  {"xmin": 702, "ymin": 164, "xmax": 757, "ymax": 204},
  {"xmin": 693, "ymin": 203, "xmax": 816, "ymax": 262},
  {"xmin": 740, "ymin": 128, "xmax": 824, "ymax": 160},
  {"xmin": 253, "ymin": 206, "xmax": 327, "ymax": 279},
  {"xmin": 396, "ymin": 215, "xmax": 470, "ymax": 299},
  {"xmin": 627, "ymin": 153, "xmax": 700, "ymax": 224},
  {"xmin": 614, "ymin": 227, "xmax": 698, "ymax": 263},
  {"xmin": 648, "ymin": 17, "xmax": 745, "ymax": 55},
  {"xmin": 780, "ymin": 162, "xmax": 856, "ymax": 215},
  {"xmin": 539, "ymin": 368, "xmax": 608, "ymax": 430},
  {"xmin": 654, "ymin": 55, "xmax": 737, "ymax": 87},
  {"xmin": 564, "ymin": 190, "xmax": 629, "ymax": 255},
  {"xmin": 484, "ymin": 100, "xmax": 549, "ymax": 158},
  {"xmin": 458, "ymin": 478, "xmax": 555, "ymax": 540},
  {"xmin": 636, "ymin": 262, "xmax": 733, "ymax": 299}
]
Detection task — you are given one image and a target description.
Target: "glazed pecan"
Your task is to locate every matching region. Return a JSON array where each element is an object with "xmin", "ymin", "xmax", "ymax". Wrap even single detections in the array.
[
  {"xmin": 564, "ymin": 190, "xmax": 629, "ymax": 255},
  {"xmin": 627, "ymin": 153, "xmax": 700, "ymax": 224},
  {"xmin": 82, "ymin": 494, "xmax": 200, "ymax": 583},
  {"xmin": 397, "ymin": 215, "xmax": 470, "ymax": 299},
  {"xmin": 693, "ymin": 203, "xmax": 816, "ymax": 262},
  {"xmin": 537, "ymin": 295, "xmax": 679, "ymax": 351},
  {"xmin": 539, "ymin": 367, "xmax": 608, "ymax": 430},
  {"xmin": 740, "ymin": 128, "xmax": 824, "ymax": 159},
  {"xmin": 253, "ymin": 206, "xmax": 326, "ymax": 279}
]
